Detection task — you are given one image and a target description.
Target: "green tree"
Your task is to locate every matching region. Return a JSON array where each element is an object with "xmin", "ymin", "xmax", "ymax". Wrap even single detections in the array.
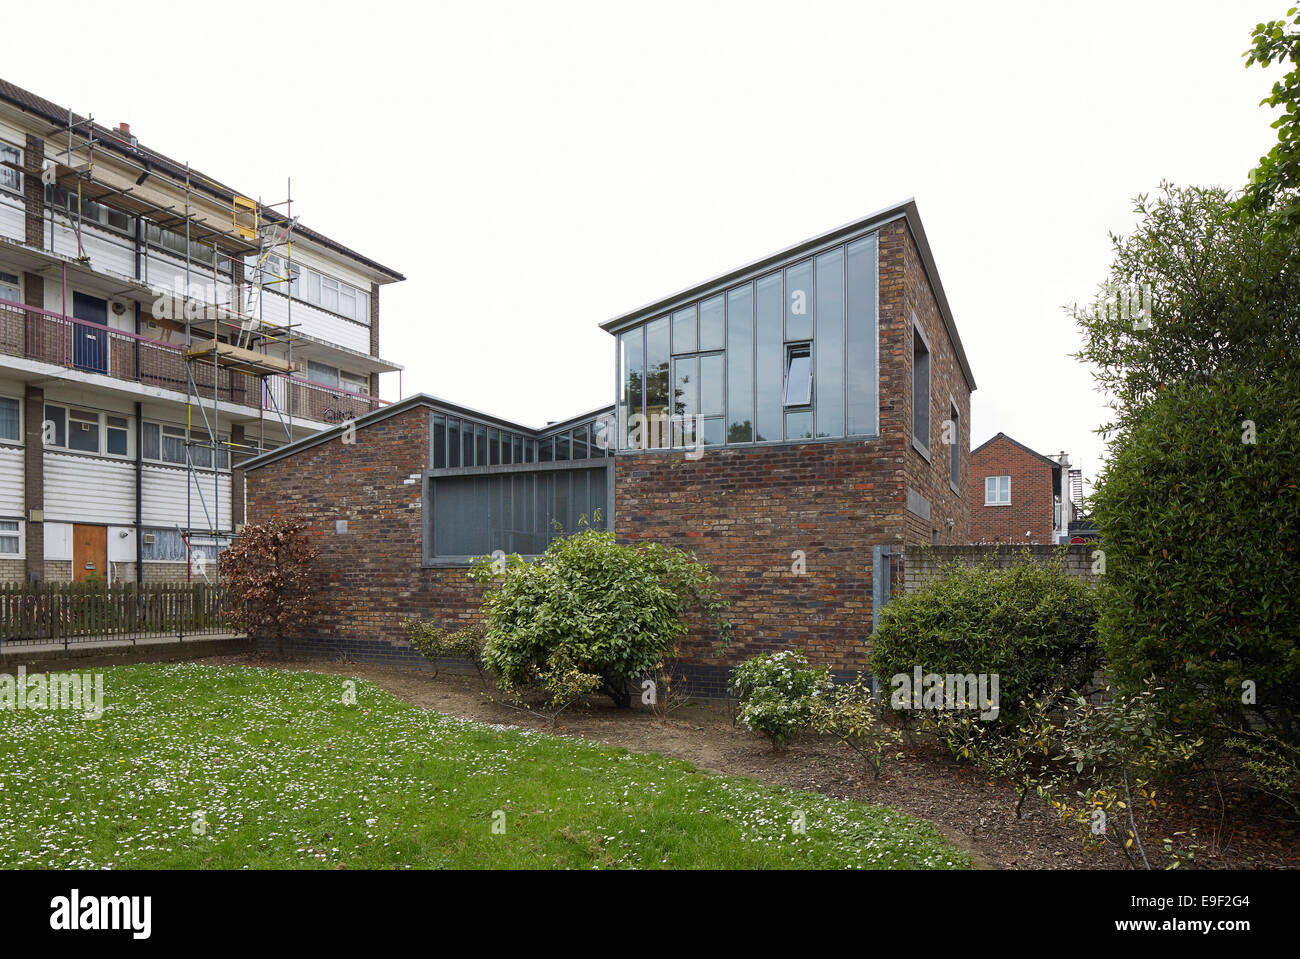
[
  {"xmin": 1244, "ymin": 6, "xmax": 1300, "ymax": 229},
  {"xmin": 1073, "ymin": 183, "xmax": 1300, "ymax": 434}
]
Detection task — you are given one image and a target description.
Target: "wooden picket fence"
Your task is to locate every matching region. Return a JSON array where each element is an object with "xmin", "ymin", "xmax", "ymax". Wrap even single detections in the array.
[{"xmin": 0, "ymin": 581, "xmax": 237, "ymax": 649}]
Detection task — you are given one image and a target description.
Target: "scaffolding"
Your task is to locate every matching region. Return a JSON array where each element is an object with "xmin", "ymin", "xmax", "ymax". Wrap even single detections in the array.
[{"xmin": 42, "ymin": 110, "xmax": 308, "ymax": 584}]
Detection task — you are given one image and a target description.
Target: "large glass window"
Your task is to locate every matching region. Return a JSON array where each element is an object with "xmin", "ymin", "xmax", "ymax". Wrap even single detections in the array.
[
  {"xmin": 619, "ymin": 327, "xmax": 644, "ymax": 448},
  {"xmin": 699, "ymin": 294, "xmax": 725, "ymax": 351},
  {"xmin": 726, "ymin": 284, "xmax": 753, "ymax": 444},
  {"xmin": 644, "ymin": 317, "xmax": 670, "ymax": 448},
  {"xmin": 428, "ymin": 466, "xmax": 609, "ymax": 559},
  {"xmin": 814, "ymin": 247, "xmax": 845, "ymax": 438},
  {"xmin": 615, "ymin": 230, "xmax": 879, "ymax": 450},
  {"xmin": 845, "ymin": 234, "xmax": 879, "ymax": 436},
  {"xmin": 913, "ymin": 322, "xmax": 931, "ymax": 456},
  {"xmin": 754, "ymin": 271, "xmax": 783, "ymax": 443},
  {"xmin": 785, "ymin": 259, "xmax": 812, "ymax": 341}
]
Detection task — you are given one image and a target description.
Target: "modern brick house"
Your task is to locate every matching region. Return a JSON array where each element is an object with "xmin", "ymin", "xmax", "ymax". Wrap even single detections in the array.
[
  {"xmin": 243, "ymin": 201, "xmax": 977, "ymax": 692},
  {"xmin": 0, "ymin": 78, "xmax": 402, "ymax": 585},
  {"xmin": 968, "ymin": 432, "xmax": 1079, "ymax": 545}
]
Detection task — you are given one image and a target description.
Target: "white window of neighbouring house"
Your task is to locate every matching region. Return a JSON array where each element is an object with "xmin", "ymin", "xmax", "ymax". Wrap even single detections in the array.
[
  {"xmin": 0, "ymin": 142, "xmax": 21, "ymax": 194},
  {"xmin": 985, "ymin": 475, "xmax": 1011, "ymax": 505},
  {"xmin": 0, "ymin": 519, "xmax": 20, "ymax": 554},
  {"xmin": 912, "ymin": 320, "xmax": 931, "ymax": 457},
  {"xmin": 0, "ymin": 396, "xmax": 20, "ymax": 442}
]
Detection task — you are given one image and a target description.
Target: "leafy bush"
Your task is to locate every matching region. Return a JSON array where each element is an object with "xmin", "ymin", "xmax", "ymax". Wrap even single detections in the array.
[
  {"xmin": 1043, "ymin": 681, "xmax": 1203, "ymax": 870},
  {"xmin": 400, "ymin": 619, "xmax": 487, "ymax": 685},
  {"xmin": 1224, "ymin": 727, "xmax": 1300, "ymax": 815},
  {"xmin": 220, "ymin": 516, "xmax": 318, "ymax": 654},
  {"xmin": 471, "ymin": 520, "xmax": 730, "ymax": 708},
  {"xmin": 730, "ymin": 650, "xmax": 830, "ymax": 750},
  {"xmin": 1089, "ymin": 368, "xmax": 1300, "ymax": 739},
  {"xmin": 810, "ymin": 675, "xmax": 903, "ymax": 776},
  {"xmin": 927, "ymin": 681, "xmax": 1202, "ymax": 868},
  {"xmin": 872, "ymin": 556, "xmax": 1102, "ymax": 723}
]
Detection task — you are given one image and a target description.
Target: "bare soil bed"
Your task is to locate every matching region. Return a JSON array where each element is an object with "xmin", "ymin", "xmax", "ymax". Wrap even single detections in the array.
[{"xmin": 211, "ymin": 652, "xmax": 1300, "ymax": 870}]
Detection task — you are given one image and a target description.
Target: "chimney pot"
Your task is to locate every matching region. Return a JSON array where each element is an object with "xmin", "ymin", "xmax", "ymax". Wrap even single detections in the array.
[{"xmin": 118, "ymin": 122, "xmax": 130, "ymax": 136}]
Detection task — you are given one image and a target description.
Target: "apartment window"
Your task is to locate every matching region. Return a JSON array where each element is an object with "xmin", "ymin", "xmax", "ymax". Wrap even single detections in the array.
[
  {"xmin": 784, "ymin": 345, "xmax": 812, "ymax": 406},
  {"xmin": 912, "ymin": 321, "xmax": 931, "ymax": 457},
  {"xmin": 985, "ymin": 475, "xmax": 1011, "ymax": 506},
  {"xmin": 340, "ymin": 370, "xmax": 369, "ymax": 395},
  {"xmin": 0, "ymin": 396, "xmax": 19, "ymax": 442},
  {"xmin": 106, "ymin": 415, "xmax": 129, "ymax": 456},
  {"xmin": 146, "ymin": 222, "xmax": 214, "ymax": 266},
  {"xmin": 141, "ymin": 529, "xmax": 229, "ymax": 563},
  {"xmin": 307, "ymin": 361, "xmax": 340, "ymax": 388},
  {"xmin": 0, "ymin": 520, "xmax": 20, "ymax": 555},
  {"xmin": 143, "ymin": 421, "xmax": 227, "ymax": 469},
  {"xmin": 321, "ymin": 276, "xmax": 339, "ymax": 313},
  {"xmin": 67, "ymin": 409, "xmax": 99, "ymax": 453},
  {"xmin": 0, "ymin": 270, "xmax": 21, "ymax": 305},
  {"xmin": 47, "ymin": 185, "xmax": 134, "ymax": 234},
  {"xmin": 338, "ymin": 284, "xmax": 356, "ymax": 321},
  {"xmin": 0, "ymin": 142, "xmax": 20, "ymax": 194},
  {"xmin": 949, "ymin": 402, "xmax": 961, "ymax": 492}
]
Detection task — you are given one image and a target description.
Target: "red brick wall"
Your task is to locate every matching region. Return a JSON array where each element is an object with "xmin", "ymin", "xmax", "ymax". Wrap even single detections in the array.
[
  {"xmin": 242, "ymin": 218, "xmax": 975, "ymax": 681},
  {"xmin": 968, "ymin": 434, "xmax": 1057, "ymax": 544},
  {"xmin": 244, "ymin": 406, "xmax": 485, "ymax": 647},
  {"xmin": 884, "ymin": 219, "xmax": 971, "ymax": 548}
]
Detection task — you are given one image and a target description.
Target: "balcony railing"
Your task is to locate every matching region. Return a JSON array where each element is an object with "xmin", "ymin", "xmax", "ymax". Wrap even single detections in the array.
[{"xmin": 0, "ymin": 296, "xmax": 384, "ymax": 424}]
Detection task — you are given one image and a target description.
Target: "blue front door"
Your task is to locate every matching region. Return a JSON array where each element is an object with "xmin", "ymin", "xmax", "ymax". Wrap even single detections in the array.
[{"xmin": 72, "ymin": 292, "xmax": 108, "ymax": 374}]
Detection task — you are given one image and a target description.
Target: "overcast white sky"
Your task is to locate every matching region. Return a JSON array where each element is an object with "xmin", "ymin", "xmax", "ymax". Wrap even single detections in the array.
[{"xmin": 5, "ymin": 1, "xmax": 1287, "ymax": 490}]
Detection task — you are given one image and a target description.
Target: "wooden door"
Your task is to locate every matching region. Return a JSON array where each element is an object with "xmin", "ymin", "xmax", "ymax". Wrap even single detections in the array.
[{"xmin": 73, "ymin": 524, "xmax": 107, "ymax": 583}]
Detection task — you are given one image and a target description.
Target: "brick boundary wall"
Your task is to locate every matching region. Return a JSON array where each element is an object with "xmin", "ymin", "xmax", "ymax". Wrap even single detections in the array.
[{"xmin": 901, "ymin": 543, "xmax": 1098, "ymax": 594}]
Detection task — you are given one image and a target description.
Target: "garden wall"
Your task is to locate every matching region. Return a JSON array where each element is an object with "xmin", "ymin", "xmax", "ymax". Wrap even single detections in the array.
[{"xmin": 901, "ymin": 544, "xmax": 1099, "ymax": 594}]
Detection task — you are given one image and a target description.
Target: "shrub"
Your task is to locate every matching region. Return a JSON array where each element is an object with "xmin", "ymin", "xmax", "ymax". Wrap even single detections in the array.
[
  {"xmin": 1043, "ymin": 681, "xmax": 1204, "ymax": 870},
  {"xmin": 471, "ymin": 520, "xmax": 730, "ymax": 707},
  {"xmin": 400, "ymin": 619, "xmax": 487, "ymax": 686},
  {"xmin": 1089, "ymin": 368, "xmax": 1300, "ymax": 740},
  {"xmin": 872, "ymin": 556, "xmax": 1102, "ymax": 723},
  {"xmin": 220, "ymin": 516, "xmax": 318, "ymax": 654},
  {"xmin": 810, "ymin": 675, "xmax": 903, "ymax": 776},
  {"xmin": 730, "ymin": 650, "xmax": 830, "ymax": 751}
]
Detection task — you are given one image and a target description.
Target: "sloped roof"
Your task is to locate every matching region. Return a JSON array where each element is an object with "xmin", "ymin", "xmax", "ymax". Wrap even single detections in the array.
[
  {"xmin": 599, "ymin": 198, "xmax": 976, "ymax": 392},
  {"xmin": 971, "ymin": 432, "xmax": 1062, "ymax": 468},
  {"xmin": 0, "ymin": 77, "xmax": 404, "ymax": 282}
]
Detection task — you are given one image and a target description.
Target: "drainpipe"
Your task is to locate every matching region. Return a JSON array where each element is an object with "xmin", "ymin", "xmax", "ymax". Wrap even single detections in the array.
[{"xmin": 135, "ymin": 399, "xmax": 143, "ymax": 585}]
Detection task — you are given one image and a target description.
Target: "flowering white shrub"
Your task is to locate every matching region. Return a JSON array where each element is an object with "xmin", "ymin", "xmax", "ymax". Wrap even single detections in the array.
[{"xmin": 730, "ymin": 650, "xmax": 830, "ymax": 750}]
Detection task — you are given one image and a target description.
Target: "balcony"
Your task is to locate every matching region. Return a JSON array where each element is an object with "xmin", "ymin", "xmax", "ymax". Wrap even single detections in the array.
[{"xmin": 0, "ymin": 296, "xmax": 385, "ymax": 426}]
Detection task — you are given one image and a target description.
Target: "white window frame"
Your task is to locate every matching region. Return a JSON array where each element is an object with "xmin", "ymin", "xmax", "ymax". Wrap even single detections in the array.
[
  {"xmin": 0, "ymin": 518, "xmax": 23, "ymax": 557},
  {"xmin": 985, "ymin": 475, "xmax": 1011, "ymax": 506},
  {"xmin": 0, "ymin": 141, "xmax": 21, "ymax": 195},
  {"xmin": 141, "ymin": 421, "xmax": 229, "ymax": 471},
  {"xmin": 42, "ymin": 405, "xmax": 132, "ymax": 459},
  {"xmin": 0, "ymin": 269, "xmax": 20, "ymax": 306},
  {"xmin": 0, "ymin": 394, "xmax": 21, "ymax": 444}
]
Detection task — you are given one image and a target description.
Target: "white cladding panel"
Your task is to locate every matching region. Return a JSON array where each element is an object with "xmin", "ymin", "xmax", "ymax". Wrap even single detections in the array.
[
  {"xmin": 142, "ymin": 463, "xmax": 232, "ymax": 531},
  {"xmin": 0, "ymin": 445, "xmax": 22, "ymax": 514},
  {"xmin": 0, "ymin": 195, "xmax": 22, "ymax": 243},
  {"xmin": 44, "ymin": 452, "xmax": 136, "ymax": 525},
  {"xmin": 258, "ymin": 291, "xmax": 369, "ymax": 354}
]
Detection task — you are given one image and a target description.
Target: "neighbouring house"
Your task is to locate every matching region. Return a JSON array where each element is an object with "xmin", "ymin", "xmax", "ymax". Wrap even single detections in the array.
[
  {"xmin": 0, "ymin": 78, "xmax": 402, "ymax": 585},
  {"xmin": 968, "ymin": 432, "xmax": 1085, "ymax": 545},
  {"xmin": 242, "ymin": 200, "xmax": 977, "ymax": 694}
]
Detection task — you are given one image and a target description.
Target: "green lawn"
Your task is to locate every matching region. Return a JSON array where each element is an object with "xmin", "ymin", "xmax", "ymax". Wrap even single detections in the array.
[{"xmin": 0, "ymin": 663, "xmax": 968, "ymax": 869}]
